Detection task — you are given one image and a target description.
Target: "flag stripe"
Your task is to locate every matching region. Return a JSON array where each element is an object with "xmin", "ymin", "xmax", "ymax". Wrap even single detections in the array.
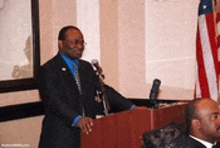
[
  {"xmin": 201, "ymin": 15, "xmax": 218, "ymax": 100},
  {"xmin": 206, "ymin": 15, "xmax": 218, "ymax": 75},
  {"xmin": 196, "ymin": 0, "xmax": 219, "ymax": 102},
  {"xmin": 217, "ymin": 5, "xmax": 220, "ymax": 76},
  {"xmin": 206, "ymin": 9, "xmax": 219, "ymax": 100},
  {"xmin": 197, "ymin": 19, "xmax": 211, "ymax": 98}
]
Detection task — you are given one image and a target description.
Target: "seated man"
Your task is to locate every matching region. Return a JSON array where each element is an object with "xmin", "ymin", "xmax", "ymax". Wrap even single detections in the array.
[
  {"xmin": 177, "ymin": 98, "xmax": 220, "ymax": 148},
  {"xmin": 143, "ymin": 98, "xmax": 220, "ymax": 148}
]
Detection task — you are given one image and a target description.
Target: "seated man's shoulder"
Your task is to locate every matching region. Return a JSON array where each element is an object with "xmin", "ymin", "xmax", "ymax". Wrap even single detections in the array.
[{"xmin": 173, "ymin": 135, "xmax": 207, "ymax": 148}]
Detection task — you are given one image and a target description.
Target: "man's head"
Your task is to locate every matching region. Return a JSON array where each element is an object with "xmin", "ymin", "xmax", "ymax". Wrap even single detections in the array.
[
  {"xmin": 186, "ymin": 98, "xmax": 220, "ymax": 143},
  {"xmin": 58, "ymin": 26, "xmax": 85, "ymax": 60}
]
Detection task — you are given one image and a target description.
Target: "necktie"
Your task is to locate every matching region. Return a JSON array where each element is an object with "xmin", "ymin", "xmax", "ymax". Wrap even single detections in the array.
[
  {"xmin": 73, "ymin": 62, "xmax": 82, "ymax": 95},
  {"xmin": 73, "ymin": 62, "xmax": 85, "ymax": 116}
]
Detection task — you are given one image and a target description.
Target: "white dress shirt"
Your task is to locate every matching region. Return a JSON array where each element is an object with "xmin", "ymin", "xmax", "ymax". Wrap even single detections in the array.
[{"xmin": 190, "ymin": 135, "xmax": 216, "ymax": 148}]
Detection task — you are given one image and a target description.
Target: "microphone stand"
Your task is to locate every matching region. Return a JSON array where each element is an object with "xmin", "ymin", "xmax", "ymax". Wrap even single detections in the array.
[{"xmin": 95, "ymin": 71, "xmax": 110, "ymax": 116}]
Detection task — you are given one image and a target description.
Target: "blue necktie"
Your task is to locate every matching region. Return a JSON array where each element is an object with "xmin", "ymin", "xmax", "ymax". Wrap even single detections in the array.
[
  {"xmin": 73, "ymin": 62, "xmax": 82, "ymax": 95},
  {"xmin": 73, "ymin": 62, "xmax": 85, "ymax": 116}
]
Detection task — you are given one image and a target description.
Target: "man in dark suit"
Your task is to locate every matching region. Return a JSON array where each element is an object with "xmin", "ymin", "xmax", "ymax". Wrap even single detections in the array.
[
  {"xmin": 175, "ymin": 98, "xmax": 220, "ymax": 148},
  {"xmin": 142, "ymin": 98, "xmax": 220, "ymax": 148},
  {"xmin": 37, "ymin": 25, "xmax": 135, "ymax": 148}
]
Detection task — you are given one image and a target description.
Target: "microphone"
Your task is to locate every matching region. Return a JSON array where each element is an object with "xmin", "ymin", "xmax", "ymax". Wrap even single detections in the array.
[
  {"xmin": 149, "ymin": 79, "xmax": 161, "ymax": 109},
  {"xmin": 91, "ymin": 59, "xmax": 103, "ymax": 74},
  {"xmin": 91, "ymin": 59, "xmax": 109, "ymax": 116}
]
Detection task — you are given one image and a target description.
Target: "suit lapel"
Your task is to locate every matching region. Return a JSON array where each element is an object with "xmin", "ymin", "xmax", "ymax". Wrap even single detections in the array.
[
  {"xmin": 53, "ymin": 54, "xmax": 79, "ymax": 93},
  {"xmin": 188, "ymin": 137, "xmax": 207, "ymax": 148}
]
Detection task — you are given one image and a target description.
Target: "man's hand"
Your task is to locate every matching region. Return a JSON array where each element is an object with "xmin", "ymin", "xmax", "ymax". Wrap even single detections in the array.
[
  {"xmin": 95, "ymin": 96, "xmax": 102, "ymax": 103},
  {"xmin": 78, "ymin": 117, "xmax": 93, "ymax": 134}
]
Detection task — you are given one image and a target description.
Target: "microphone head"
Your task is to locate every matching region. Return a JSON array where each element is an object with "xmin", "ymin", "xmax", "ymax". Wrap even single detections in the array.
[
  {"xmin": 91, "ymin": 59, "xmax": 98, "ymax": 65},
  {"xmin": 91, "ymin": 59, "xmax": 103, "ymax": 75},
  {"xmin": 153, "ymin": 79, "xmax": 161, "ymax": 87},
  {"xmin": 149, "ymin": 78, "xmax": 161, "ymax": 99},
  {"xmin": 149, "ymin": 78, "xmax": 161, "ymax": 109}
]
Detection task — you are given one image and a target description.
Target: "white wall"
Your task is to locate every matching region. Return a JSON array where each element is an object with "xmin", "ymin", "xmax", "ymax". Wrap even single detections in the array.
[{"xmin": 0, "ymin": 0, "xmax": 32, "ymax": 80}]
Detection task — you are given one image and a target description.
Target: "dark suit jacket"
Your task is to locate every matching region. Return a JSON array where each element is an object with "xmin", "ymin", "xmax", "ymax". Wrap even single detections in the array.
[
  {"xmin": 142, "ymin": 122, "xmax": 220, "ymax": 148},
  {"xmin": 173, "ymin": 135, "xmax": 220, "ymax": 148},
  {"xmin": 37, "ymin": 54, "xmax": 133, "ymax": 148},
  {"xmin": 173, "ymin": 135, "xmax": 206, "ymax": 148}
]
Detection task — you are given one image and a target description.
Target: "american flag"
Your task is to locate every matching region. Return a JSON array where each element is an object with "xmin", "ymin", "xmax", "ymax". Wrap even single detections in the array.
[{"xmin": 195, "ymin": 0, "xmax": 219, "ymax": 102}]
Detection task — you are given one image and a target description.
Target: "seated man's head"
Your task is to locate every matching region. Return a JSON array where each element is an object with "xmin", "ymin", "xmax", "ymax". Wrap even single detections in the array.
[{"xmin": 186, "ymin": 98, "xmax": 220, "ymax": 144}]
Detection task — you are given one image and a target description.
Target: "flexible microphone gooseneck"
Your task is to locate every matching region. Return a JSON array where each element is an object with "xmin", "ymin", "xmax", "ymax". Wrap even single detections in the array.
[
  {"xmin": 91, "ymin": 59, "xmax": 105, "ymax": 79},
  {"xmin": 91, "ymin": 59, "xmax": 109, "ymax": 116},
  {"xmin": 149, "ymin": 79, "xmax": 161, "ymax": 109}
]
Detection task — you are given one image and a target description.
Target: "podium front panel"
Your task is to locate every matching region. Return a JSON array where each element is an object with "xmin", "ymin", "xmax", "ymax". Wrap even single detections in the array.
[{"xmin": 81, "ymin": 104, "xmax": 187, "ymax": 148}]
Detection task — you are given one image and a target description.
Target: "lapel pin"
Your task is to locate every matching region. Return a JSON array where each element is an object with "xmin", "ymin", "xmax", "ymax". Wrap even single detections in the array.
[{"xmin": 62, "ymin": 67, "xmax": 66, "ymax": 71}]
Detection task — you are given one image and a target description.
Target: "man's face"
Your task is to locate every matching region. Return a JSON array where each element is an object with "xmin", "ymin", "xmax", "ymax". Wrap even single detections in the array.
[
  {"xmin": 59, "ymin": 29, "xmax": 85, "ymax": 60},
  {"xmin": 197, "ymin": 99, "xmax": 220, "ymax": 143}
]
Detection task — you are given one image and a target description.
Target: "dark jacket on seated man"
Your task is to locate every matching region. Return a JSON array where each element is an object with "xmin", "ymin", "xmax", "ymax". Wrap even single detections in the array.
[
  {"xmin": 142, "ymin": 98, "xmax": 220, "ymax": 148},
  {"xmin": 142, "ymin": 122, "xmax": 220, "ymax": 148},
  {"xmin": 172, "ymin": 135, "xmax": 218, "ymax": 148}
]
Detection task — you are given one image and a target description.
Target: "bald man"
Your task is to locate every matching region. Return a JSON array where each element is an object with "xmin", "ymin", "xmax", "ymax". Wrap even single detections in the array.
[{"xmin": 174, "ymin": 98, "xmax": 220, "ymax": 148}]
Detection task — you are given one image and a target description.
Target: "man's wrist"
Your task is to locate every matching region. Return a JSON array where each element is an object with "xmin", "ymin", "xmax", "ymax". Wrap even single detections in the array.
[
  {"xmin": 72, "ymin": 116, "xmax": 83, "ymax": 127},
  {"xmin": 130, "ymin": 104, "xmax": 136, "ymax": 110}
]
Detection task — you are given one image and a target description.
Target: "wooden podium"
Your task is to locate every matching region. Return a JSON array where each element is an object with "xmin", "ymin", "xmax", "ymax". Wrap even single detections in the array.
[{"xmin": 81, "ymin": 103, "xmax": 187, "ymax": 148}]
